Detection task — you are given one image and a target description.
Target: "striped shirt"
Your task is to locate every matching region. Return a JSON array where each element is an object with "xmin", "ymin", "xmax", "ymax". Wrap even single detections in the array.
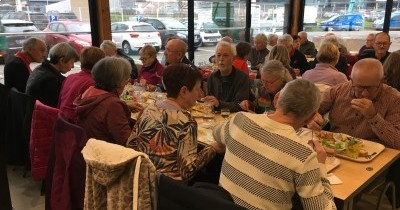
[
  {"xmin": 320, "ymin": 82, "xmax": 400, "ymax": 149},
  {"xmin": 212, "ymin": 112, "xmax": 336, "ymax": 210}
]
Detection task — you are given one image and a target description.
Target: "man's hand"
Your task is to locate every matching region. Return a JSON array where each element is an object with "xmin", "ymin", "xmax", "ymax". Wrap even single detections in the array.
[
  {"xmin": 202, "ymin": 96, "xmax": 219, "ymax": 107},
  {"xmin": 239, "ymin": 100, "xmax": 252, "ymax": 111},
  {"xmin": 307, "ymin": 113, "xmax": 324, "ymax": 130},
  {"xmin": 351, "ymin": 98, "xmax": 377, "ymax": 119},
  {"xmin": 308, "ymin": 139, "xmax": 327, "ymax": 164}
]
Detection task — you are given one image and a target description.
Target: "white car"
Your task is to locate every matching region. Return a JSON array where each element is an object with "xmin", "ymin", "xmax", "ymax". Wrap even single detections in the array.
[
  {"xmin": 111, "ymin": 21, "xmax": 161, "ymax": 54},
  {"xmin": 182, "ymin": 20, "xmax": 221, "ymax": 46}
]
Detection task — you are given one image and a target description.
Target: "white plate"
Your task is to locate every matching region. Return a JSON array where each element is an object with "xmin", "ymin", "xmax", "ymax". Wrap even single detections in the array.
[{"xmin": 326, "ymin": 157, "xmax": 340, "ymax": 172}]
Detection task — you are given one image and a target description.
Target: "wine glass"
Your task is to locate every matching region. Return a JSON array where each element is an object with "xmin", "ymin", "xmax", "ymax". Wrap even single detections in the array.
[{"xmin": 221, "ymin": 108, "xmax": 230, "ymax": 120}]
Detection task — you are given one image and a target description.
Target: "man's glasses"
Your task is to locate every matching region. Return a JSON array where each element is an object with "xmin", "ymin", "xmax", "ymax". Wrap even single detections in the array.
[
  {"xmin": 375, "ymin": 42, "xmax": 389, "ymax": 47},
  {"xmin": 352, "ymin": 85, "xmax": 379, "ymax": 93}
]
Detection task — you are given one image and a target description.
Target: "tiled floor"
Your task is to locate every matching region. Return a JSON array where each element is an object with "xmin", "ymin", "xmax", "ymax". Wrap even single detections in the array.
[{"xmin": 7, "ymin": 166, "xmax": 393, "ymax": 210}]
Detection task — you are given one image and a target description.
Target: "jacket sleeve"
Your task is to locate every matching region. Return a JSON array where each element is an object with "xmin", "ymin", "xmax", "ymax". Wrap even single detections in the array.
[{"xmin": 105, "ymin": 101, "xmax": 131, "ymax": 146}]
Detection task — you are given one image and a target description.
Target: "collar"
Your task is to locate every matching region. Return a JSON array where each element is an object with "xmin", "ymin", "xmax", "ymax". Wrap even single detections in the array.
[
  {"xmin": 15, "ymin": 51, "xmax": 32, "ymax": 74},
  {"xmin": 142, "ymin": 59, "xmax": 158, "ymax": 71}
]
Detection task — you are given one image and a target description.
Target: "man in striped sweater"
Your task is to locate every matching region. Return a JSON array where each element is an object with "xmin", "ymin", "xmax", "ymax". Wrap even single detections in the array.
[{"xmin": 212, "ymin": 79, "xmax": 336, "ymax": 210}]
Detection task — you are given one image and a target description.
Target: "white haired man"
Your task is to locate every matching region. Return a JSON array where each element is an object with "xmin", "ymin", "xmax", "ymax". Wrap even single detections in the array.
[
  {"xmin": 204, "ymin": 41, "xmax": 249, "ymax": 112},
  {"xmin": 298, "ymin": 31, "xmax": 317, "ymax": 57},
  {"xmin": 212, "ymin": 79, "xmax": 336, "ymax": 209}
]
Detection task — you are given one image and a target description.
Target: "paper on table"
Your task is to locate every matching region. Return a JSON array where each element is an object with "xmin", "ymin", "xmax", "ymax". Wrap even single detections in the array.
[{"xmin": 327, "ymin": 173, "xmax": 343, "ymax": 185}]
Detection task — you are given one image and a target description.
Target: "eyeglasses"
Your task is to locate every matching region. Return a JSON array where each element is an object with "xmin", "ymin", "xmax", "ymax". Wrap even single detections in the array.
[
  {"xmin": 352, "ymin": 85, "xmax": 379, "ymax": 93},
  {"xmin": 139, "ymin": 56, "xmax": 151, "ymax": 62},
  {"xmin": 375, "ymin": 42, "xmax": 389, "ymax": 47},
  {"xmin": 262, "ymin": 78, "xmax": 280, "ymax": 85}
]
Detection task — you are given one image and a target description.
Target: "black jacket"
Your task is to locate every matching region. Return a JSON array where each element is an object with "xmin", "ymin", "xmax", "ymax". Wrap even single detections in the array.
[{"xmin": 4, "ymin": 54, "xmax": 30, "ymax": 93}]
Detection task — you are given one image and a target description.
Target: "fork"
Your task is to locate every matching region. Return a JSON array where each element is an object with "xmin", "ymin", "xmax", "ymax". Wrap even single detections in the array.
[
  {"xmin": 296, "ymin": 129, "xmax": 304, "ymax": 135},
  {"xmin": 365, "ymin": 152, "xmax": 377, "ymax": 159}
]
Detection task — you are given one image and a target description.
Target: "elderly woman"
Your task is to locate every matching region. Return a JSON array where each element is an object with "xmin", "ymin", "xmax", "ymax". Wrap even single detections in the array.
[
  {"xmin": 302, "ymin": 43, "xmax": 348, "ymax": 86},
  {"xmin": 26, "ymin": 42, "xmax": 78, "ymax": 108},
  {"xmin": 137, "ymin": 44, "xmax": 165, "ymax": 88},
  {"xmin": 249, "ymin": 33, "xmax": 269, "ymax": 71},
  {"xmin": 58, "ymin": 46, "xmax": 105, "ymax": 122},
  {"xmin": 127, "ymin": 63, "xmax": 222, "ymax": 182},
  {"xmin": 74, "ymin": 57, "xmax": 133, "ymax": 146},
  {"xmin": 383, "ymin": 50, "xmax": 400, "ymax": 91},
  {"xmin": 240, "ymin": 60, "xmax": 292, "ymax": 113},
  {"xmin": 278, "ymin": 34, "xmax": 309, "ymax": 75},
  {"xmin": 267, "ymin": 44, "xmax": 297, "ymax": 79}
]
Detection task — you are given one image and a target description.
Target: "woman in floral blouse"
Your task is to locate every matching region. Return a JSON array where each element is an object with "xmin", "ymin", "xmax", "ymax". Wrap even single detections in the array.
[{"xmin": 127, "ymin": 63, "xmax": 223, "ymax": 182}]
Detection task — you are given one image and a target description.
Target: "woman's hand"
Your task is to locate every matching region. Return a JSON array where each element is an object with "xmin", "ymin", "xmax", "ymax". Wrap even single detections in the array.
[{"xmin": 126, "ymin": 101, "xmax": 143, "ymax": 113}]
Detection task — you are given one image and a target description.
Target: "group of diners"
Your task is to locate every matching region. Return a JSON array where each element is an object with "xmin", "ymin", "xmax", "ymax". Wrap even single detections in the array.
[{"xmin": 3, "ymin": 30, "xmax": 400, "ymax": 210}]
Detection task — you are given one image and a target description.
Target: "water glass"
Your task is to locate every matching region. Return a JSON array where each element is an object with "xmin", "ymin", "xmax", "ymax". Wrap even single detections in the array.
[
  {"xmin": 202, "ymin": 103, "xmax": 215, "ymax": 122},
  {"xmin": 220, "ymin": 108, "xmax": 230, "ymax": 120}
]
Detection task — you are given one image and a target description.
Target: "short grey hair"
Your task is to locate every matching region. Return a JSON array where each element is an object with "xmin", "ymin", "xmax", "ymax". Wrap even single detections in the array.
[
  {"xmin": 92, "ymin": 57, "xmax": 132, "ymax": 91},
  {"xmin": 254, "ymin": 33, "xmax": 268, "ymax": 45},
  {"xmin": 268, "ymin": 45, "xmax": 291, "ymax": 66},
  {"xmin": 298, "ymin": 31, "xmax": 307, "ymax": 38},
  {"xmin": 100, "ymin": 40, "xmax": 117, "ymax": 51},
  {"xmin": 278, "ymin": 34, "xmax": 294, "ymax": 46},
  {"xmin": 48, "ymin": 42, "xmax": 79, "ymax": 64},
  {"xmin": 351, "ymin": 58, "xmax": 384, "ymax": 80},
  {"xmin": 277, "ymin": 79, "xmax": 321, "ymax": 119},
  {"xmin": 139, "ymin": 44, "xmax": 157, "ymax": 57},
  {"xmin": 267, "ymin": 34, "xmax": 278, "ymax": 45},
  {"xmin": 322, "ymin": 35, "xmax": 340, "ymax": 47},
  {"xmin": 216, "ymin": 41, "xmax": 236, "ymax": 56},
  {"xmin": 261, "ymin": 60, "xmax": 293, "ymax": 83},
  {"xmin": 22, "ymin": 37, "xmax": 45, "ymax": 53}
]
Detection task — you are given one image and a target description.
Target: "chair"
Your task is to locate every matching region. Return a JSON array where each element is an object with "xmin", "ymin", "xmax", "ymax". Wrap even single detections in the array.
[
  {"xmin": 82, "ymin": 138, "xmax": 157, "ymax": 210},
  {"xmin": 45, "ymin": 115, "xmax": 88, "ymax": 210},
  {"xmin": 30, "ymin": 101, "xmax": 59, "ymax": 182},
  {"xmin": 0, "ymin": 84, "xmax": 12, "ymax": 210},
  {"xmin": 158, "ymin": 174, "xmax": 247, "ymax": 210},
  {"xmin": 5, "ymin": 87, "xmax": 35, "ymax": 175}
]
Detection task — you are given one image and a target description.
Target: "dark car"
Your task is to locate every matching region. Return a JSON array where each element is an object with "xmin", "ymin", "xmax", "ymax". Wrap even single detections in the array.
[
  {"xmin": 141, "ymin": 18, "xmax": 202, "ymax": 50},
  {"xmin": 0, "ymin": 19, "xmax": 41, "ymax": 63},
  {"xmin": 2, "ymin": 11, "xmax": 49, "ymax": 30},
  {"xmin": 319, "ymin": 14, "xmax": 364, "ymax": 31},
  {"xmin": 43, "ymin": 21, "xmax": 91, "ymax": 54}
]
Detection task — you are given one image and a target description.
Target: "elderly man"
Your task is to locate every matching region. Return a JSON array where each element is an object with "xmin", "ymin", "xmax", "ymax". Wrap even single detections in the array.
[
  {"xmin": 267, "ymin": 33, "xmax": 278, "ymax": 51},
  {"xmin": 212, "ymin": 79, "xmax": 336, "ymax": 210},
  {"xmin": 204, "ymin": 41, "xmax": 249, "ymax": 112},
  {"xmin": 249, "ymin": 33, "xmax": 269, "ymax": 70},
  {"xmin": 164, "ymin": 38, "xmax": 199, "ymax": 70},
  {"xmin": 358, "ymin": 33, "xmax": 375, "ymax": 56},
  {"xmin": 298, "ymin": 31, "xmax": 317, "ymax": 57},
  {"xmin": 99, "ymin": 40, "xmax": 138, "ymax": 80},
  {"xmin": 4, "ymin": 37, "xmax": 47, "ymax": 93},
  {"xmin": 278, "ymin": 34, "xmax": 309, "ymax": 74},
  {"xmin": 309, "ymin": 58, "xmax": 400, "ymax": 208},
  {"xmin": 358, "ymin": 32, "xmax": 391, "ymax": 64}
]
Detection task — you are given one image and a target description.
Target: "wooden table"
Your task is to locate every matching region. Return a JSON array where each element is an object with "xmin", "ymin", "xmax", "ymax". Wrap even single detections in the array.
[{"xmin": 331, "ymin": 148, "xmax": 399, "ymax": 210}]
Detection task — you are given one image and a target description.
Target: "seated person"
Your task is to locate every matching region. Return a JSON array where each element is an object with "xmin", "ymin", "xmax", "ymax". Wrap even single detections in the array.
[
  {"xmin": 127, "ymin": 63, "xmax": 222, "ymax": 181},
  {"xmin": 137, "ymin": 44, "xmax": 165, "ymax": 89},
  {"xmin": 292, "ymin": 34, "xmax": 300, "ymax": 49},
  {"xmin": 358, "ymin": 32, "xmax": 391, "ymax": 64},
  {"xmin": 267, "ymin": 45, "xmax": 297, "ymax": 79},
  {"xmin": 26, "ymin": 43, "xmax": 79, "ymax": 108},
  {"xmin": 233, "ymin": 41, "xmax": 251, "ymax": 73},
  {"xmin": 302, "ymin": 42, "xmax": 348, "ymax": 86},
  {"xmin": 278, "ymin": 34, "xmax": 309, "ymax": 75},
  {"xmin": 212, "ymin": 79, "xmax": 336, "ymax": 210},
  {"xmin": 209, "ymin": 36, "xmax": 233, "ymax": 64},
  {"xmin": 75, "ymin": 57, "xmax": 139, "ymax": 146},
  {"xmin": 204, "ymin": 41, "xmax": 250, "ymax": 112},
  {"xmin": 58, "ymin": 46, "xmax": 105, "ymax": 123},
  {"xmin": 266, "ymin": 33, "xmax": 278, "ymax": 51},
  {"xmin": 249, "ymin": 33, "xmax": 269, "ymax": 71},
  {"xmin": 358, "ymin": 33, "xmax": 375, "ymax": 56},
  {"xmin": 100, "ymin": 40, "xmax": 139, "ymax": 81},
  {"xmin": 298, "ymin": 31, "xmax": 317, "ymax": 57},
  {"xmin": 383, "ymin": 50, "xmax": 400, "ymax": 91},
  {"xmin": 164, "ymin": 38, "xmax": 200, "ymax": 71},
  {"xmin": 240, "ymin": 60, "xmax": 292, "ymax": 113}
]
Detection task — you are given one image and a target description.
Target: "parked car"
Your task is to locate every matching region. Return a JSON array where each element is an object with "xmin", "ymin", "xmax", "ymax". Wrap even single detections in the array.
[
  {"xmin": 43, "ymin": 21, "xmax": 91, "ymax": 54},
  {"xmin": 182, "ymin": 20, "xmax": 221, "ymax": 46},
  {"xmin": 374, "ymin": 12, "xmax": 400, "ymax": 30},
  {"xmin": 0, "ymin": 19, "xmax": 40, "ymax": 63},
  {"xmin": 111, "ymin": 21, "xmax": 161, "ymax": 54},
  {"xmin": 319, "ymin": 14, "xmax": 364, "ymax": 31},
  {"xmin": 46, "ymin": 11, "xmax": 79, "ymax": 21},
  {"xmin": 141, "ymin": 18, "xmax": 202, "ymax": 50},
  {"xmin": 2, "ymin": 11, "xmax": 49, "ymax": 30}
]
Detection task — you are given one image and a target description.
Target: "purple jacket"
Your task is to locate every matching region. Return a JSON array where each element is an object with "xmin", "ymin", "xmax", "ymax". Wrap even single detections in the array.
[
  {"xmin": 302, "ymin": 63, "xmax": 348, "ymax": 86},
  {"xmin": 138, "ymin": 59, "xmax": 165, "ymax": 85}
]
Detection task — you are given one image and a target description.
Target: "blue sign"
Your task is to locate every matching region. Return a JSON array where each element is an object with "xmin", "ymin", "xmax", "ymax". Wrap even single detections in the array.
[{"xmin": 49, "ymin": 15, "xmax": 58, "ymax": 22}]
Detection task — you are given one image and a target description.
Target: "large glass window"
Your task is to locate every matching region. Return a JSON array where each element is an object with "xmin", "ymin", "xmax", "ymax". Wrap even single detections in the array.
[{"xmin": 304, "ymin": 0, "xmax": 390, "ymax": 54}]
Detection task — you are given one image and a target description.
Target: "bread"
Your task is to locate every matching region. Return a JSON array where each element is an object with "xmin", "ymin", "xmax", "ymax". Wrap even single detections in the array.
[{"xmin": 358, "ymin": 149, "xmax": 368, "ymax": 157}]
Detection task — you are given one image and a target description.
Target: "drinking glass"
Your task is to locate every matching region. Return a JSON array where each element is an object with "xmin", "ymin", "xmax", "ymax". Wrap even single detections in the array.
[
  {"xmin": 220, "ymin": 108, "xmax": 230, "ymax": 120},
  {"xmin": 202, "ymin": 103, "xmax": 215, "ymax": 122},
  {"xmin": 324, "ymin": 146, "xmax": 336, "ymax": 164}
]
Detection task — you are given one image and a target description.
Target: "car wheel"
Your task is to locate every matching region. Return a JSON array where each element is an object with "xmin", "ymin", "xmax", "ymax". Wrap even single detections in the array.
[{"xmin": 122, "ymin": 41, "xmax": 132, "ymax": 55}]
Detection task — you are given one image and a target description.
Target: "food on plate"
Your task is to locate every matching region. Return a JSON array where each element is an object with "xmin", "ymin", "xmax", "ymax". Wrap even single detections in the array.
[
  {"xmin": 358, "ymin": 149, "xmax": 368, "ymax": 157},
  {"xmin": 121, "ymin": 94, "xmax": 133, "ymax": 101},
  {"xmin": 316, "ymin": 131, "xmax": 364, "ymax": 158},
  {"xmin": 192, "ymin": 103, "xmax": 206, "ymax": 112},
  {"xmin": 191, "ymin": 111, "xmax": 203, "ymax": 118}
]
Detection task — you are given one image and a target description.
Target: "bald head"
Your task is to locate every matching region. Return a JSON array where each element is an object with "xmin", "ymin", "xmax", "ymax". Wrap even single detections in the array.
[
  {"xmin": 351, "ymin": 58, "xmax": 383, "ymax": 80},
  {"xmin": 164, "ymin": 39, "xmax": 187, "ymax": 64},
  {"xmin": 221, "ymin": 36, "xmax": 233, "ymax": 43}
]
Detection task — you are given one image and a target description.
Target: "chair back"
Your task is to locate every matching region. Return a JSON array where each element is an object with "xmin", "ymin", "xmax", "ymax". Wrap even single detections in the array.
[
  {"xmin": 45, "ymin": 115, "xmax": 87, "ymax": 210},
  {"xmin": 82, "ymin": 139, "xmax": 157, "ymax": 210},
  {"xmin": 5, "ymin": 87, "xmax": 35, "ymax": 166},
  {"xmin": 30, "ymin": 100, "xmax": 59, "ymax": 181}
]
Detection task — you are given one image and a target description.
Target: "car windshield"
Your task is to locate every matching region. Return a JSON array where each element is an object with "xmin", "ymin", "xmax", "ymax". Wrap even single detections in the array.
[
  {"xmin": 131, "ymin": 25, "xmax": 156, "ymax": 32},
  {"xmin": 67, "ymin": 23, "xmax": 90, "ymax": 32},
  {"xmin": 163, "ymin": 20, "xmax": 186, "ymax": 30},
  {"xmin": 3, "ymin": 23, "xmax": 39, "ymax": 33}
]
